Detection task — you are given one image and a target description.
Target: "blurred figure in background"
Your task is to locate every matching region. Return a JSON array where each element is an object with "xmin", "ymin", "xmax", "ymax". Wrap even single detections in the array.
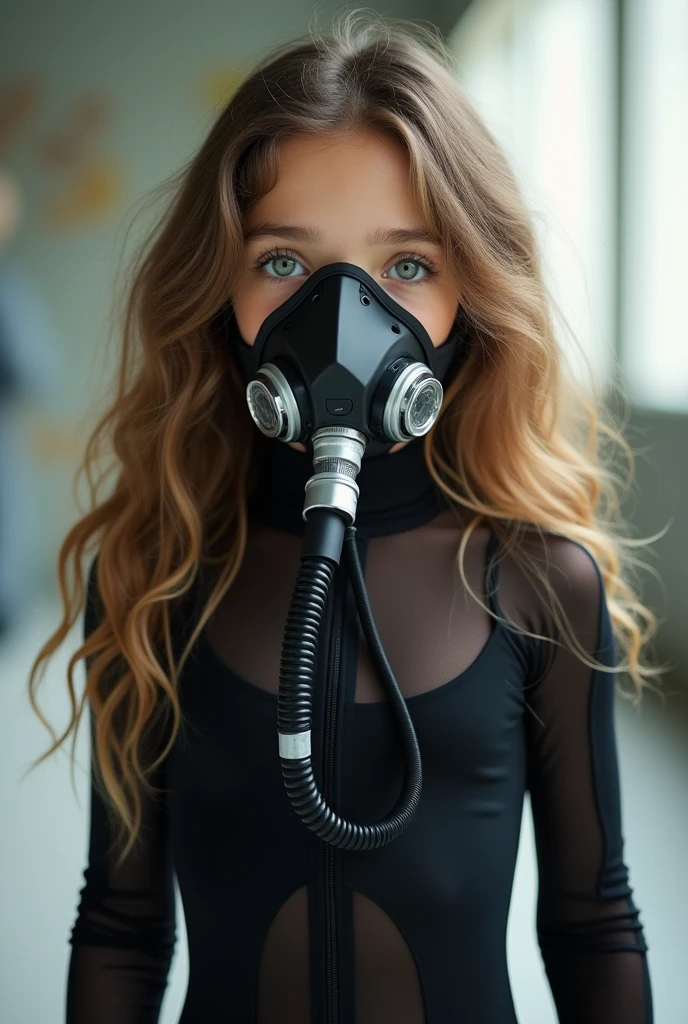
[{"xmin": 0, "ymin": 168, "xmax": 59, "ymax": 637}]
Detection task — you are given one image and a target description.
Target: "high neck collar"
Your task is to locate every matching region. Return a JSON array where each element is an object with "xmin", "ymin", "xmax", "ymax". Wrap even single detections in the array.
[{"xmin": 248, "ymin": 435, "xmax": 450, "ymax": 538}]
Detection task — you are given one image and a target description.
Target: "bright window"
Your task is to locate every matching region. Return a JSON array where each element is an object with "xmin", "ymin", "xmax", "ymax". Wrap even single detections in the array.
[
  {"xmin": 448, "ymin": 0, "xmax": 616, "ymax": 394},
  {"xmin": 622, "ymin": 0, "xmax": 688, "ymax": 411}
]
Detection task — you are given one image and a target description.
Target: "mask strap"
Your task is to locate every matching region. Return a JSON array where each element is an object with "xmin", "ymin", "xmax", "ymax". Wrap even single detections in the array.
[{"xmin": 431, "ymin": 306, "xmax": 470, "ymax": 382}]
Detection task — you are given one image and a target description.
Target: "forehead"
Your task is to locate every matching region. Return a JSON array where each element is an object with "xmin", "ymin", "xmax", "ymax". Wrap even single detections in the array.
[{"xmin": 244, "ymin": 130, "xmax": 428, "ymax": 236}]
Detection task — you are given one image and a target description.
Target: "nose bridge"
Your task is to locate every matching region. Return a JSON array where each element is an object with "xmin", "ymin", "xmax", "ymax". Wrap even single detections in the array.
[{"xmin": 316, "ymin": 246, "xmax": 378, "ymax": 275}]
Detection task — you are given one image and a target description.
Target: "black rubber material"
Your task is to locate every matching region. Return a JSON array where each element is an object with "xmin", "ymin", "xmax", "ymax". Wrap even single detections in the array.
[{"xmin": 277, "ymin": 516, "xmax": 423, "ymax": 850}]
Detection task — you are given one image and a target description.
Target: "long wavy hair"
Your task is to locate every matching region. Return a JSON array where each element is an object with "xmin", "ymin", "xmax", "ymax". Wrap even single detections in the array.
[{"xmin": 26, "ymin": 9, "xmax": 668, "ymax": 863}]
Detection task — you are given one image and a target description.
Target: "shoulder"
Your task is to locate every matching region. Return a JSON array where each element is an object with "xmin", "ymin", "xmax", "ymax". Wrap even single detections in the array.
[
  {"xmin": 518, "ymin": 530, "xmax": 603, "ymax": 602},
  {"xmin": 494, "ymin": 528, "xmax": 606, "ymax": 649}
]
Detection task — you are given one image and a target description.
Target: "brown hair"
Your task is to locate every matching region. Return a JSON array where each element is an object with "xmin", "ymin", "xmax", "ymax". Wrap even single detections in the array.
[{"xmin": 26, "ymin": 9, "xmax": 666, "ymax": 863}]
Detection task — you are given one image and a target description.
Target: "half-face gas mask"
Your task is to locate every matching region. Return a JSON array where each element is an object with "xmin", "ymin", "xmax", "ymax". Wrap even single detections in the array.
[
  {"xmin": 225, "ymin": 260, "xmax": 469, "ymax": 458},
  {"xmin": 214, "ymin": 261, "xmax": 470, "ymax": 851}
]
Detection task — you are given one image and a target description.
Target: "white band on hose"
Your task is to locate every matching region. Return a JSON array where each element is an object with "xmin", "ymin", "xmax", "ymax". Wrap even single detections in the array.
[{"xmin": 278, "ymin": 730, "xmax": 312, "ymax": 759}]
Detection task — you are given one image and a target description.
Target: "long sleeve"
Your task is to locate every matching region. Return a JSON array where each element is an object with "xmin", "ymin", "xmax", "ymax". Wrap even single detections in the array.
[
  {"xmin": 522, "ymin": 538, "xmax": 653, "ymax": 1023},
  {"xmin": 66, "ymin": 558, "xmax": 177, "ymax": 1023}
]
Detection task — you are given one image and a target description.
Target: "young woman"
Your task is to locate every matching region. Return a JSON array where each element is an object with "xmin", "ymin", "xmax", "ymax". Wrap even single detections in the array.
[{"xmin": 28, "ymin": 12, "xmax": 659, "ymax": 1023}]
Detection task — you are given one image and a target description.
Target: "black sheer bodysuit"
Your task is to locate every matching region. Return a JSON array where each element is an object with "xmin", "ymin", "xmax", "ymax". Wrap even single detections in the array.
[{"xmin": 66, "ymin": 435, "xmax": 653, "ymax": 1023}]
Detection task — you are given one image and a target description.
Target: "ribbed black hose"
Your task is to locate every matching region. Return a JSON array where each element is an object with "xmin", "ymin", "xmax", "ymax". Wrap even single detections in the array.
[{"xmin": 278, "ymin": 519, "xmax": 423, "ymax": 850}]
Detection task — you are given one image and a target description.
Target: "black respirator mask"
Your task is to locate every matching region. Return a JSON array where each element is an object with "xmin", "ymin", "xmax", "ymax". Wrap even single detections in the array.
[
  {"xmin": 212, "ymin": 262, "xmax": 471, "ymax": 853},
  {"xmin": 219, "ymin": 261, "xmax": 469, "ymax": 457}
]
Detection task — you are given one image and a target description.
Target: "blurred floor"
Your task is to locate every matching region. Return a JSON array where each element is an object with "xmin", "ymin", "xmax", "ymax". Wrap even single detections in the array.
[{"xmin": 0, "ymin": 597, "xmax": 685, "ymax": 1023}]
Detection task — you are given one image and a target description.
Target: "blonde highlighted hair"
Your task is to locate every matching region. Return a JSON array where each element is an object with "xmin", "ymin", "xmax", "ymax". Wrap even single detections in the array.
[{"xmin": 26, "ymin": 9, "xmax": 667, "ymax": 863}]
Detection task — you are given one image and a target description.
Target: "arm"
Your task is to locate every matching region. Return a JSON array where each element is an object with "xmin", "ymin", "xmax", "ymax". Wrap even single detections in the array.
[
  {"xmin": 522, "ymin": 538, "xmax": 652, "ymax": 1023},
  {"xmin": 66, "ymin": 558, "xmax": 177, "ymax": 1023}
]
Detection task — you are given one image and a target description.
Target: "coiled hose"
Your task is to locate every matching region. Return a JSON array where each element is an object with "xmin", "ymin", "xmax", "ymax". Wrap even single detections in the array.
[{"xmin": 277, "ymin": 512, "xmax": 423, "ymax": 850}]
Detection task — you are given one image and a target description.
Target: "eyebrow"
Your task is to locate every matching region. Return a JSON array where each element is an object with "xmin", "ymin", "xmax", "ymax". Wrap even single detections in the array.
[{"xmin": 242, "ymin": 222, "xmax": 441, "ymax": 247}]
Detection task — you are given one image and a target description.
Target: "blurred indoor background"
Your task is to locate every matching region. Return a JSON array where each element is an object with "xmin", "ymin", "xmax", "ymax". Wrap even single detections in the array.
[{"xmin": 0, "ymin": 0, "xmax": 685, "ymax": 1021}]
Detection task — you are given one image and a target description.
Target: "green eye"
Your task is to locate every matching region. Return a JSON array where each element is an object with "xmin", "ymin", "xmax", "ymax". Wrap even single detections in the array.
[
  {"xmin": 387, "ymin": 259, "xmax": 427, "ymax": 282},
  {"xmin": 255, "ymin": 248, "xmax": 307, "ymax": 281}
]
